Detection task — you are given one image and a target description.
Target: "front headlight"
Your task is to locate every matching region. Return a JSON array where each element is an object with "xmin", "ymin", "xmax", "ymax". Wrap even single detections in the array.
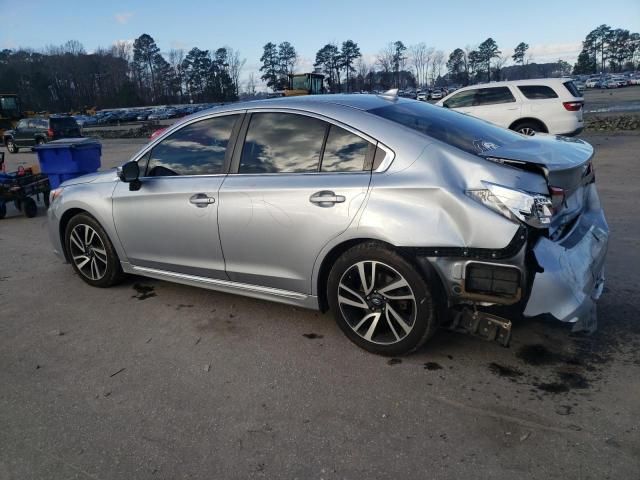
[
  {"xmin": 467, "ymin": 181, "xmax": 553, "ymax": 229},
  {"xmin": 49, "ymin": 187, "xmax": 64, "ymax": 204}
]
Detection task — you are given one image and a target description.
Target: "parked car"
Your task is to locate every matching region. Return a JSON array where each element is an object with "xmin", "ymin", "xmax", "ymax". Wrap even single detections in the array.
[
  {"xmin": 148, "ymin": 109, "xmax": 174, "ymax": 120},
  {"xmin": 417, "ymin": 91, "xmax": 427, "ymax": 101},
  {"xmin": 574, "ymin": 81, "xmax": 586, "ymax": 92},
  {"xmin": 3, "ymin": 116, "xmax": 81, "ymax": 153},
  {"xmin": 47, "ymin": 95, "xmax": 608, "ymax": 355},
  {"xmin": 436, "ymin": 78, "xmax": 584, "ymax": 136},
  {"xmin": 430, "ymin": 89, "xmax": 445, "ymax": 100},
  {"xmin": 585, "ymin": 78, "xmax": 601, "ymax": 88}
]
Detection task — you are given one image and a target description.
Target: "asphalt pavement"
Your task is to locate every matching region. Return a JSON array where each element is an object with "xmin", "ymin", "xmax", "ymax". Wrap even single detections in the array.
[{"xmin": 0, "ymin": 133, "xmax": 638, "ymax": 479}]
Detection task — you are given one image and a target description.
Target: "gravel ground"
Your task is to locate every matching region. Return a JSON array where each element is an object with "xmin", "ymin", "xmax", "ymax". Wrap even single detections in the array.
[{"xmin": 0, "ymin": 134, "xmax": 638, "ymax": 479}]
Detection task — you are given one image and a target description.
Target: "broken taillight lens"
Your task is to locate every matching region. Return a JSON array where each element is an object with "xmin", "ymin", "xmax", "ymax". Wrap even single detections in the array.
[{"xmin": 467, "ymin": 182, "xmax": 554, "ymax": 229}]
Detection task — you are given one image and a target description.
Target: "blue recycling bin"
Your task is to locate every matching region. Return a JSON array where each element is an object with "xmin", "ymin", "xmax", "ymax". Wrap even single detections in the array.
[{"xmin": 35, "ymin": 137, "xmax": 101, "ymax": 188}]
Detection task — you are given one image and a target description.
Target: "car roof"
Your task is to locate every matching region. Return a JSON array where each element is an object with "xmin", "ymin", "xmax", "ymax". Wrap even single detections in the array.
[
  {"xmin": 454, "ymin": 78, "xmax": 572, "ymax": 90},
  {"xmin": 191, "ymin": 94, "xmax": 406, "ymax": 119}
]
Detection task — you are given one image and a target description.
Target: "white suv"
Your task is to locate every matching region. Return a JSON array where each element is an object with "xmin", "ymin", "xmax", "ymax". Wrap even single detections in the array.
[{"xmin": 436, "ymin": 78, "xmax": 584, "ymax": 136}]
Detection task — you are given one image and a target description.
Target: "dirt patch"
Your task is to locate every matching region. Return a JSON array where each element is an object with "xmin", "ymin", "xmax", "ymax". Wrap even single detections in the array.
[
  {"xmin": 488, "ymin": 362, "xmax": 523, "ymax": 379},
  {"xmin": 424, "ymin": 362, "xmax": 443, "ymax": 371},
  {"xmin": 302, "ymin": 333, "xmax": 323, "ymax": 339}
]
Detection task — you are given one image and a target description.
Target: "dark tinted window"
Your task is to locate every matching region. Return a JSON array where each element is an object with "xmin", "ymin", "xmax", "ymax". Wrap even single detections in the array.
[
  {"xmin": 369, "ymin": 101, "xmax": 523, "ymax": 156},
  {"xmin": 50, "ymin": 117, "xmax": 78, "ymax": 128},
  {"xmin": 321, "ymin": 125, "xmax": 370, "ymax": 172},
  {"xmin": 563, "ymin": 80, "xmax": 581, "ymax": 98},
  {"xmin": 517, "ymin": 85, "xmax": 558, "ymax": 99},
  {"xmin": 474, "ymin": 87, "xmax": 515, "ymax": 105},
  {"xmin": 16, "ymin": 119, "xmax": 28, "ymax": 129},
  {"xmin": 240, "ymin": 113, "xmax": 326, "ymax": 173},
  {"xmin": 146, "ymin": 114, "xmax": 238, "ymax": 177},
  {"xmin": 444, "ymin": 89, "xmax": 476, "ymax": 108}
]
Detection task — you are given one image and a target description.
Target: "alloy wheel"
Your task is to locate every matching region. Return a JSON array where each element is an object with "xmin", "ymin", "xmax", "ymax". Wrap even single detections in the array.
[
  {"xmin": 518, "ymin": 127, "xmax": 536, "ymax": 136},
  {"xmin": 69, "ymin": 224, "xmax": 108, "ymax": 280},
  {"xmin": 337, "ymin": 260, "xmax": 417, "ymax": 345}
]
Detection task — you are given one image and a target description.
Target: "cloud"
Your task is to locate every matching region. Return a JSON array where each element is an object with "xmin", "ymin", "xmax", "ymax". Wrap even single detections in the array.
[
  {"xmin": 527, "ymin": 41, "xmax": 582, "ymax": 62},
  {"xmin": 114, "ymin": 12, "xmax": 134, "ymax": 25}
]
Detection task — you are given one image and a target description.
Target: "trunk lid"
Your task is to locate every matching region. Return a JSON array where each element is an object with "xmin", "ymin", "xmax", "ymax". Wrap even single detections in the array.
[{"xmin": 478, "ymin": 134, "xmax": 594, "ymax": 228}]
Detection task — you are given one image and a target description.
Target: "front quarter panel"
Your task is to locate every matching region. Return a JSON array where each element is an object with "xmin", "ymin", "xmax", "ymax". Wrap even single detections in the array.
[{"xmin": 48, "ymin": 179, "xmax": 124, "ymax": 262}]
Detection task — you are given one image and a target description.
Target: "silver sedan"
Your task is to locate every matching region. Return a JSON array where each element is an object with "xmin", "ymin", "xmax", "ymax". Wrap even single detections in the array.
[{"xmin": 47, "ymin": 94, "xmax": 608, "ymax": 355}]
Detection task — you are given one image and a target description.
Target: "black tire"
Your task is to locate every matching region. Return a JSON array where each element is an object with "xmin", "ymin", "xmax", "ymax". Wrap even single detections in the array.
[
  {"xmin": 511, "ymin": 120, "xmax": 544, "ymax": 136},
  {"xmin": 0, "ymin": 202, "xmax": 6, "ymax": 219},
  {"xmin": 35, "ymin": 137, "xmax": 45, "ymax": 146},
  {"xmin": 327, "ymin": 242, "xmax": 438, "ymax": 356},
  {"xmin": 43, "ymin": 191, "xmax": 50, "ymax": 207},
  {"xmin": 6, "ymin": 138, "xmax": 18, "ymax": 153},
  {"xmin": 23, "ymin": 197, "xmax": 37, "ymax": 218},
  {"xmin": 64, "ymin": 213, "xmax": 124, "ymax": 288}
]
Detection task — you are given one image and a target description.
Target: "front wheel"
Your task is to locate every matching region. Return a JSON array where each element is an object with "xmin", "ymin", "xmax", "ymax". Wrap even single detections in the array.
[
  {"xmin": 327, "ymin": 243, "xmax": 438, "ymax": 356},
  {"xmin": 64, "ymin": 213, "xmax": 124, "ymax": 287},
  {"xmin": 6, "ymin": 138, "xmax": 19, "ymax": 153},
  {"xmin": 512, "ymin": 121, "xmax": 544, "ymax": 136}
]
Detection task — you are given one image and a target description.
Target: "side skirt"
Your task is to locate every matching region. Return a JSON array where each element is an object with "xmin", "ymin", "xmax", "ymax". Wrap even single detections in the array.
[{"xmin": 121, "ymin": 262, "xmax": 320, "ymax": 310}]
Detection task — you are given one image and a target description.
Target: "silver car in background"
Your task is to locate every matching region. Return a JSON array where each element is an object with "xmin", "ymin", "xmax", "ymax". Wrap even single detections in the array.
[{"xmin": 47, "ymin": 94, "xmax": 608, "ymax": 355}]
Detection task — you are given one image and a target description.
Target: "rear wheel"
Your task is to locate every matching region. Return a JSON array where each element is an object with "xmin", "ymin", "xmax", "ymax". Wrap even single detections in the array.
[
  {"xmin": 0, "ymin": 202, "xmax": 6, "ymax": 219},
  {"xmin": 327, "ymin": 243, "xmax": 438, "ymax": 356},
  {"xmin": 6, "ymin": 138, "xmax": 18, "ymax": 153},
  {"xmin": 35, "ymin": 137, "xmax": 45, "ymax": 146},
  {"xmin": 23, "ymin": 197, "xmax": 37, "ymax": 218},
  {"xmin": 64, "ymin": 213, "xmax": 124, "ymax": 287},
  {"xmin": 512, "ymin": 120, "xmax": 545, "ymax": 136}
]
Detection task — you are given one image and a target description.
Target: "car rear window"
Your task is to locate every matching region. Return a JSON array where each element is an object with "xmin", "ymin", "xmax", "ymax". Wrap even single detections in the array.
[
  {"xmin": 50, "ymin": 117, "xmax": 79, "ymax": 128},
  {"xmin": 369, "ymin": 101, "xmax": 523, "ymax": 156},
  {"xmin": 517, "ymin": 85, "xmax": 559, "ymax": 99},
  {"xmin": 562, "ymin": 81, "xmax": 581, "ymax": 98}
]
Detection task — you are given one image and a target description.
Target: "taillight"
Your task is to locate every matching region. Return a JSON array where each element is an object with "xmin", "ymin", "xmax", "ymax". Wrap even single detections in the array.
[
  {"xmin": 47, "ymin": 128, "xmax": 54, "ymax": 138},
  {"xmin": 549, "ymin": 186, "xmax": 565, "ymax": 211},
  {"xmin": 563, "ymin": 101, "xmax": 583, "ymax": 111}
]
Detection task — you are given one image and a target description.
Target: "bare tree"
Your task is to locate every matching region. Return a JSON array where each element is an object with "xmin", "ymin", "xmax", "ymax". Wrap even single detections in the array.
[
  {"xmin": 245, "ymin": 72, "xmax": 257, "ymax": 96},
  {"xmin": 111, "ymin": 41, "xmax": 132, "ymax": 62},
  {"xmin": 225, "ymin": 46, "xmax": 246, "ymax": 97},
  {"xmin": 168, "ymin": 48, "xmax": 185, "ymax": 99},
  {"xmin": 431, "ymin": 50, "xmax": 445, "ymax": 84},
  {"xmin": 355, "ymin": 58, "xmax": 368, "ymax": 91},
  {"xmin": 376, "ymin": 43, "xmax": 395, "ymax": 73},
  {"xmin": 493, "ymin": 54, "xmax": 509, "ymax": 81},
  {"xmin": 409, "ymin": 43, "xmax": 428, "ymax": 87}
]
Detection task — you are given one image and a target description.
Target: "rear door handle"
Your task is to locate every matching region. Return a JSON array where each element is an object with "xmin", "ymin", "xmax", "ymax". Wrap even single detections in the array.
[
  {"xmin": 189, "ymin": 193, "xmax": 216, "ymax": 208},
  {"xmin": 309, "ymin": 190, "xmax": 346, "ymax": 207}
]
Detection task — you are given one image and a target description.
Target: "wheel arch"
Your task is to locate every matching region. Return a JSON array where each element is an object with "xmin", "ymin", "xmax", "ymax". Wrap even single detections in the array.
[
  {"xmin": 315, "ymin": 237, "xmax": 447, "ymax": 314},
  {"xmin": 58, "ymin": 207, "xmax": 91, "ymax": 261},
  {"xmin": 509, "ymin": 117, "xmax": 548, "ymax": 133}
]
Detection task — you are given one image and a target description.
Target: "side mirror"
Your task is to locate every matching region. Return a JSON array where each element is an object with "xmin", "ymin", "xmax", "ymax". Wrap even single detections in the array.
[{"xmin": 118, "ymin": 161, "xmax": 141, "ymax": 191}]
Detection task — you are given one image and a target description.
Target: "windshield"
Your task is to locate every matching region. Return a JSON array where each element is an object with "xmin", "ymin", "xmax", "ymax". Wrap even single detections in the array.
[
  {"xmin": 0, "ymin": 96, "xmax": 20, "ymax": 115},
  {"xmin": 50, "ymin": 117, "xmax": 79, "ymax": 128},
  {"xmin": 368, "ymin": 101, "xmax": 523, "ymax": 156}
]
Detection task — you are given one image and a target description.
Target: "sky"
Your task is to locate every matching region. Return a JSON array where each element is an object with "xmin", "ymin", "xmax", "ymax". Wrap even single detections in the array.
[{"xmin": 1, "ymin": 0, "xmax": 639, "ymax": 88}]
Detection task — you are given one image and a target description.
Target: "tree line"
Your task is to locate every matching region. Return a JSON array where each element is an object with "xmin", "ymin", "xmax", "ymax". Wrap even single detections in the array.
[
  {"xmin": 0, "ymin": 33, "xmax": 245, "ymax": 112},
  {"xmin": 573, "ymin": 25, "xmax": 640, "ymax": 74}
]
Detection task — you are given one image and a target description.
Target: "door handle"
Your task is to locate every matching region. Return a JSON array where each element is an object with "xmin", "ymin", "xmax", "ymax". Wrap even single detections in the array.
[
  {"xmin": 189, "ymin": 193, "xmax": 215, "ymax": 208},
  {"xmin": 309, "ymin": 190, "xmax": 346, "ymax": 207}
]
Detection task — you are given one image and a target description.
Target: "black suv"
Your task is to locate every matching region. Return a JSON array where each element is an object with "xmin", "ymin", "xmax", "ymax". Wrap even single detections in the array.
[{"xmin": 3, "ymin": 116, "xmax": 81, "ymax": 153}]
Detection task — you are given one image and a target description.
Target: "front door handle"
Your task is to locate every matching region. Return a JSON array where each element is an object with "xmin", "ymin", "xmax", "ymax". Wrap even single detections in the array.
[
  {"xmin": 189, "ymin": 193, "xmax": 215, "ymax": 208},
  {"xmin": 309, "ymin": 190, "xmax": 346, "ymax": 207}
]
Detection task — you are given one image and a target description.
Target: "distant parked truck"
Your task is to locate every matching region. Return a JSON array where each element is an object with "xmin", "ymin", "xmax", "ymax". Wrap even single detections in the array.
[{"xmin": 436, "ymin": 78, "xmax": 584, "ymax": 136}]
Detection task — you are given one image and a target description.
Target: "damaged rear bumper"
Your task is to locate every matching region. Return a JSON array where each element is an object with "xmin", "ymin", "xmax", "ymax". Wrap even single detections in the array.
[{"xmin": 523, "ymin": 185, "xmax": 608, "ymax": 332}]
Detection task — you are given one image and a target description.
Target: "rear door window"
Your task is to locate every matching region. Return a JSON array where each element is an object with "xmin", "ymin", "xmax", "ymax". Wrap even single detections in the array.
[
  {"xmin": 239, "ymin": 113, "xmax": 326, "ymax": 173},
  {"xmin": 320, "ymin": 125, "xmax": 371, "ymax": 172},
  {"xmin": 473, "ymin": 87, "xmax": 516, "ymax": 106},
  {"xmin": 443, "ymin": 89, "xmax": 476, "ymax": 108},
  {"xmin": 50, "ymin": 117, "xmax": 78, "ymax": 129},
  {"xmin": 517, "ymin": 85, "xmax": 559, "ymax": 99},
  {"xmin": 146, "ymin": 114, "xmax": 239, "ymax": 177}
]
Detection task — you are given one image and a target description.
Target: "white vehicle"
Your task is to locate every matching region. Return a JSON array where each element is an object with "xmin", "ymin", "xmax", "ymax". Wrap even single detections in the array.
[
  {"xmin": 417, "ymin": 90, "xmax": 427, "ymax": 101},
  {"xmin": 430, "ymin": 89, "xmax": 445, "ymax": 100},
  {"xmin": 436, "ymin": 78, "xmax": 584, "ymax": 136},
  {"xmin": 585, "ymin": 78, "xmax": 601, "ymax": 88}
]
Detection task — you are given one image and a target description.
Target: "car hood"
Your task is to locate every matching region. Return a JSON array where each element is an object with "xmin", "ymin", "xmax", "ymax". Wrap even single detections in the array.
[{"xmin": 59, "ymin": 169, "xmax": 118, "ymax": 187}]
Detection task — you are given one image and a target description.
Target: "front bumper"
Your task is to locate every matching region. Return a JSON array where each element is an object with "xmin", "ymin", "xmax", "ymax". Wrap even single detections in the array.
[
  {"xmin": 47, "ymin": 202, "xmax": 66, "ymax": 260},
  {"xmin": 523, "ymin": 184, "xmax": 608, "ymax": 332}
]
